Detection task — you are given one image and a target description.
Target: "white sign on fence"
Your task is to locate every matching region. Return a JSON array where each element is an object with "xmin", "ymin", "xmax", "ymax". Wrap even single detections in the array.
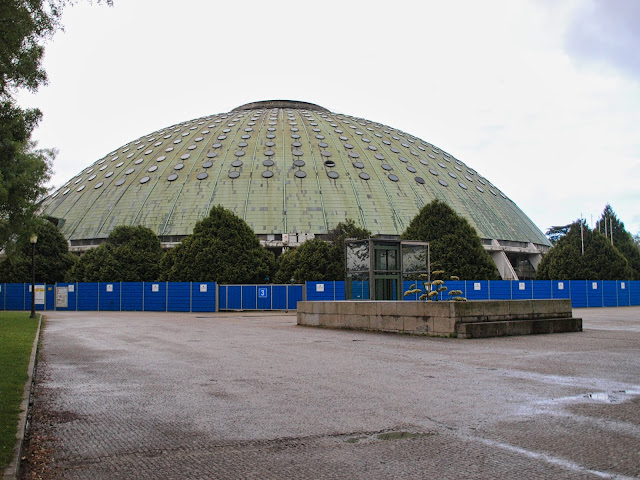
[
  {"xmin": 519, "ymin": 282, "xmax": 526, "ymax": 291},
  {"xmin": 200, "ymin": 284, "xmax": 207, "ymax": 292},
  {"xmin": 35, "ymin": 285, "xmax": 45, "ymax": 305},
  {"xmin": 56, "ymin": 286, "xmax": 68, "ymax": 308},
  {"xmin": 316, "ymin": 284, "xmax": 325, "ymax": 292},
  {"xmin": 621, "ymin": 282, "xmax": 626, "ymax": 289},
  {"xmin": 474, "ymin": 283, "xmax": 481, "ymax": 291},
  {"xmin": 258, "ymin": 287, "xmax": 268, "ymax": 298},
  {"xmin": 106, "ymin": 284, "xmax": 113, "ymax": 292},
  {"xmin": 592, "ymin": 282, "xmax": 598, "ymax": 290},
  {"xmin": 68, "ymin": 284, "xmax": 74, "ymax": 292},
  {"xmin": 152, "ymin": 284, "xmax": 159, "ymax": 292},
  {"xmin": 558, "ymin": 282, "xmax": 564, "ymax": 290}
]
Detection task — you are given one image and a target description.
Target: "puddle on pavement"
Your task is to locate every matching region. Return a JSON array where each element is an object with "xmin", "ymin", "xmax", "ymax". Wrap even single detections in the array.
[
  {"xmin": 519, "ymin": 386, "xmax": 640, "ymax": 417},
  {"xmin": 377, "ymin": 431, "xmax": 427, "ymax": 441},
  {"xmin": 585, "ymin": 389, "xmax": 640, "ymax": 404},
  {"xmin": 345, "ymin": 431, "xmax": 434, "ymax": 444}
]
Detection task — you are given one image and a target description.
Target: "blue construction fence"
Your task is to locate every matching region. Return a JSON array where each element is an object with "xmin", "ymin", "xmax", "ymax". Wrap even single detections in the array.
[
  {"xmin": 0, "ymin": 282, "xmax": 306, "ymax": 312},
  {"xmin": 305, "ymin": 280, "xmax": 640, "ymax": 308},
  {"xmin": 1, "ymin": 280, "xmax": 639, "ymax": 312}
]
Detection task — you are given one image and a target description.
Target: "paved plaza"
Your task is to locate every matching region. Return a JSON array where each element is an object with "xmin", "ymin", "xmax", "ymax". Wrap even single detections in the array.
[{"xmin": 22, "ymin": 307, "xmax": 640, "ymax": 479}]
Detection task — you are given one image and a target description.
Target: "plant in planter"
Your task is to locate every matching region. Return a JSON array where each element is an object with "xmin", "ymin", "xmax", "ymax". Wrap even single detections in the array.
[{"xmin": 404, "ymin": 270, "xmax": 467, "ymax": 301}]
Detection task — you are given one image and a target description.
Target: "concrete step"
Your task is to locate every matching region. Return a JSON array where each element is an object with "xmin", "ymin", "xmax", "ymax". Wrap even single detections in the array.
[{"xmin": 456, "ymin": 317, "xmax": 582, "ymax": 339}]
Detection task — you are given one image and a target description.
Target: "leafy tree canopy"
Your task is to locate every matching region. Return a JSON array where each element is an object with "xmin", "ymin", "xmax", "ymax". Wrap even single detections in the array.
[
  {"xmin": 545, "ymin": 224, "xmax": 572, "ymax": 245},
  {"xmin": 0, "ymin": 102, "xmax": 53, "ymax": 249},
  {"xmin": 68, "ymin": 225, "xmax": 163, "ymax": 282},
  {"xmin": 1, "ymin": 0, "xmax": 111, "ymax": 249},
  {"xmin": 401, "ymin": 199, "xmax": 499, "ymax": 280},
  {"xmin": 1, "ymin": 0, "xmax": 112, "ymax": 98},
  {"xmin": 274, "ymin": 239, "xmax": 334, "ymax": 283},
  {"xmin": 0, "ymin": 217, "xmax": 76, "ymax": 283},
  {"xmin": 273, "ymin": 219, "xmax": 370, "ymax": 283},
  {"xmin": 594, "ymin": 204, "xmax": 640, "ymax": 279},
  {"xmin": 536, "ymin": 219, "xmax": 633, "ymax": 280},
  {"xmin": 160, "ymin": 206, "xmax": 275, "ymax": 283}
]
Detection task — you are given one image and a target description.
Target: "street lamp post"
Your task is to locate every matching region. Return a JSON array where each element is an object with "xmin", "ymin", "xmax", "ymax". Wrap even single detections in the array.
[{"xmin": 30, "ymin": 234, "xmax": 37, "ymax": 319}]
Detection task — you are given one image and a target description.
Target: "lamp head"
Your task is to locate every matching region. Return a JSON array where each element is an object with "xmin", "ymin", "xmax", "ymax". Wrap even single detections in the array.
[{"xmin": 30, "ymin": 234, "xmax": 38, "ymax": 244}]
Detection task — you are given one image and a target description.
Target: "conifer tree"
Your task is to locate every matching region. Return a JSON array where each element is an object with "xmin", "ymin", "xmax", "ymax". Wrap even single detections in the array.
[
  {"xmin": 68, "ymin": 226, "xmax": 163, "ymax": 282},
  {"xmin": 536, "ymin": 219, "xmax": 633, "ymax": 280},
  {"xmin": 161, "ymin": 206, "xmax": 275, "ymax": 283},
  {"xmin": 594, "ymin": 205, "xmax": 640, "ymax": 279},
  {"xmin": 401, "ymin": 200, "xmax": 499, "ymax": 280}
]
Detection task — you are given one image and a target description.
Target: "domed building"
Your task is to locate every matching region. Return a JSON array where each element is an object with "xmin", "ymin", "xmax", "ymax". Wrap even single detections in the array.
[{"xmin": 40, "ymin": 100, "xmax": 550, "ymax": 279}]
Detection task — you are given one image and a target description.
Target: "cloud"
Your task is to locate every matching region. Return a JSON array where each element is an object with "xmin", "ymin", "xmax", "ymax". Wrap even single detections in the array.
[{"xmin": 564, "ymin": 0, "xmax": 640, "ymax": 78}]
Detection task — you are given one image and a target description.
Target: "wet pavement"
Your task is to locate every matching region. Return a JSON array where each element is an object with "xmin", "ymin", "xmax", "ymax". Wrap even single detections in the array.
[{"xmin": 22, "ymin": 307, "xmax": 640, "ymax": 479}]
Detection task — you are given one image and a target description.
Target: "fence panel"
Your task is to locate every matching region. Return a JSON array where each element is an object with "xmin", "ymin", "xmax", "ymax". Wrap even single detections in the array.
[
  {"xmin": 191, "ymin": 282, "xmax": 216, "ymax": 312},
  {"xmin": 31, "ymin": 284, "xmax": 47, "ymax": 311},
  {"xmin": 490, "ymin": 281, "xmax": 512, "ymax": 300},
  {"xmin": 44, "ymin": 285, "xmax": 54, "ymax": 310},
  {"xmin": 602, "ymin": 281, "xmax": 618, "ymax": 307},
  {"xmin": 512, "ymin": 281, "xmax": 533, "ymax": 300},
  {"xmin": 615, "ymin": 281, "xmax": 629, "ymax": 306},
  {"xmin": 631, "ymin": 281, "xmax": 640, "ymax": 306},
  {"xmin": 0, "ymin": 284, "xmax": 4, "ymax": 310},
  {"xmin": 217, "ymin": 285, "xmax": 228, "ymax": 310},
  {"xmin": 144, "ymin": 282, "xmax": 167, "ymax": 311},
  {"xmin": 98, "ymin": 282, "xmax": 120, "ymax": 311},
  {"xmin": 120, "ymin": 282, "xmax": 143, "ymax": 311},
  {"xmin": 533, "ymin": 280, "xmax": 552, "ymax": 300},
  {"xmin": 587, "ymin": 280, "xmax": 603, "ymax": 308},
  {"xmin": 272, "ymin": 285, "xmax": 287, "ymax": 309},
  {"xmin": 77, "ymin": 283, "xmax": 99, "ymax": 311},
  {"xmin": 222, "ymin": 285, "xmax": 241, "ymax": 310},
  {"xmin": 551, "ymin": 281, "xmax": 570, "ymax": 300},
  {"xmin": 5, "ymin": 284, "xmax": 25, "ymax": 310},
  {"xmin": 242, "ymin": 285, "xmax": 257, "ymax": 310},
  {"xmin": 442, "ymin": 280, "xmax": 466, "ymax": 301},
  {"xmin": 402, "ymin": 280, "xmax": 420, "ymax": 301},
  {"xmin": 54, "ymin": 283, "xmax": 77, "ymax": 310},
  {"xmin": 569, "ymin": 280, "xmax": 587, "ymax": 308},
  {"xmin": 167, "ymin": 282, "xmax": 190, "ymax": 312},
  {"xmin": 307, "ymin": 281, "xmax": 340, "ymax": 301},
  {"xmin": 256, "ymin": 285, "xmax": 272, "ymax": 310},
  {"xmin": 351, "ymin": 281, "xmax": 370, "ymax": 300},
  {"xmin": 288, "ymin": 284, "xmax": 304, "ymax": 310},
  {"xmin": 465, "ymin": 281, "xmax": 489, "ymax": 300}
]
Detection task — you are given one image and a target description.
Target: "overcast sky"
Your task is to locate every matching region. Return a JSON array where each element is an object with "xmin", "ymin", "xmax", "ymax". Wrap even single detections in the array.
[{"xmin": 16, "ymin": 0, "xmax": 640, "ymax": 235}]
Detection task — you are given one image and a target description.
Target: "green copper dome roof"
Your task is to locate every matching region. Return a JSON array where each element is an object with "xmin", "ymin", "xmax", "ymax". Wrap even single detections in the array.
[{"xmin": 40, "ymin": 100, "xmax": 550, "ymax": 247}]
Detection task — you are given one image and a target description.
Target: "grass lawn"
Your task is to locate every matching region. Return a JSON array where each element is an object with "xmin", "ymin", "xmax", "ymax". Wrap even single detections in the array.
[{"xmin": 0, "ymin": 312, "xmax": 39, "ymax": 471}]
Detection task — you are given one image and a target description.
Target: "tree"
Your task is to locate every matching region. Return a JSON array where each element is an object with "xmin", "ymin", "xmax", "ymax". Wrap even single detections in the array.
[
  {"xmin": 0, "ymin": 0, "xmax": 111, "ymax": 248},
  {"xmin": 0, "ymin": 102, "xmax": 52, "ymax": 249},
  {"xmin": 545, "ymin": 224, "xmax": 572, "ymax": 245},
  {"xmin": 160, "ymin": 206, "xmax": 275, "ymax": 283},
  {"xmin": 273, "ymin": 219, "xmax": 370, "ymax": 283},
  {"xmin": 401, "ymin": 199, "xmax": 499, "ymax": 280},
  {"xmin": 0, "ymin": 217, "xmax": 76, "ymax": 283},
  {"xmin": 1, "ymin": 0, "xmax": 112, "ymax": 97},
  {"xmin": 324, "ymin": 219, "xmax": 370, "ymax": 279},
  {"xmin": 274, "ymin": 239, "xmax": 335, "ymax": 283},
  {"xmin": 594, "ymin": 204, "xmax": 640, "ymax": 279},
  {"xmin": 68, "ymin": 226, "xmax": 163, "ymax": 282},
  {"xmin": 536, "ymin": 220, "xmax": 633, "ymax": 280}
]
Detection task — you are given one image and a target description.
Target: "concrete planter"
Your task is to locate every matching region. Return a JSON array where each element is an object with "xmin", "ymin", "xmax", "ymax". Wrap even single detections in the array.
[{"xmin": 296, "ymin": 299, "xmax": 582, "ymax": 338}]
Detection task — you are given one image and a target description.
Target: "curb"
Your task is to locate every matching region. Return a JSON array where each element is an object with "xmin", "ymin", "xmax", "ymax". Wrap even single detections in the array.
[{"xmin": 3, "ymin": 314, "xmax": 43, "ymax": 480}]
